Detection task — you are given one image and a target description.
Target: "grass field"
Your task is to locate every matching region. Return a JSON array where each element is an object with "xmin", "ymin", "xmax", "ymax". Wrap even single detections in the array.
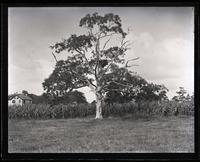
[{"xmin": 8, "ymin": 115, "xmax": 194, "ymax": 153}]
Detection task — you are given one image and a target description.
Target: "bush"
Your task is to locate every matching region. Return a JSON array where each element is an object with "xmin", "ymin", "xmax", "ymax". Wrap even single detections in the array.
[{"xmin": 8, "ymin": 100, "xmax": 194, "ymax": 119}]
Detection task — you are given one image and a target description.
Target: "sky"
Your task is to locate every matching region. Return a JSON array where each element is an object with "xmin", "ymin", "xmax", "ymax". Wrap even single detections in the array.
[{"xmin": 8, "ymin": 7, "xmax": 194, "ymax": 103}]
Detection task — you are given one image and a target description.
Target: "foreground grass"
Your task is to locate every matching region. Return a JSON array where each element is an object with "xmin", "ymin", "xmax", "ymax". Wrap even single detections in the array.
[{"xmin": 8, "ymin": 115, "xmax": 194, "ymax": 153}]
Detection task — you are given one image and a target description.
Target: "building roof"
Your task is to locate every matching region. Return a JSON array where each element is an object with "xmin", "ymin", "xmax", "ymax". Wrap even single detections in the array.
[
  {"xmin": 8, "ymin": 94, "xmax": 32, "ymax": 100},
  {"xmin": 18, "ymin": 94, "xmax": 32, "ymax": 100},
  {"xmin": 8, "ymin": 95, "xmax": 15, "ymax": 100}
]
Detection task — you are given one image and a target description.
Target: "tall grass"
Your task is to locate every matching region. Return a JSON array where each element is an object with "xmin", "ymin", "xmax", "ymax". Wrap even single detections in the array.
[{"xmin": 8, "ymin": 100, "xmax": 194, "ymax": 119}]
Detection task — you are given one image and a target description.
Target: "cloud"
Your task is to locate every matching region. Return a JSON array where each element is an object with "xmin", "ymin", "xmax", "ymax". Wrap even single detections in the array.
[
  {"xmin": 125, "ymin": 32, "xmax": 194, "ymax": 98},
  {"xmin": 8, "ymin": 59, "xmax": 55, "ymax": 95}
]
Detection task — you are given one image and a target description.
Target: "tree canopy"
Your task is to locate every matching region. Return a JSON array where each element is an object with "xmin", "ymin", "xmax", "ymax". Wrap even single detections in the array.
[
  {"xmin": 172, "ymin": 87, "xmax": 192, "ymax": 102},
  {"xmin": 48, "ymin": 13, "xmax": 131, "ymax": 93},
  {"xmin": 104, "ymin": 68, "xmax": 169, "ymax": 104},
  {"xmin": 44, "ymin": 12, "xmax": 167, "ymax": 118}
]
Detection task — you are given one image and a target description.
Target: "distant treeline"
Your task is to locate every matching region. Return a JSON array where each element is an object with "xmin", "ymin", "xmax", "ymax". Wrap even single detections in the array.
[
  {"xmin": 23, "ymin": 90, "xmax": 88, "ymax": 105},
  {"xmin": 11, "ymin": 86, "xmax": 193, "ymax": 106}
]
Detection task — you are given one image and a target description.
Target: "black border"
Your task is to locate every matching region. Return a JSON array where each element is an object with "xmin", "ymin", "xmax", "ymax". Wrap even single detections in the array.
[{"xmin": 1, "ymin": 1, "xmax": 200, "ymax": 161}]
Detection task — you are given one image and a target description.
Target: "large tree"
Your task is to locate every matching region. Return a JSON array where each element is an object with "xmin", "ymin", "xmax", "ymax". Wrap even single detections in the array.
[{"xmin": 48, "ymin": 12, "xmax": 138, "ymax": 119}]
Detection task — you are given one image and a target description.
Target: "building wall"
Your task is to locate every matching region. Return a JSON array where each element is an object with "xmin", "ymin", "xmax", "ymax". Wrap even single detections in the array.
[
  {"xmin": 24, "ymin": 100, "xmax": 32, "ymax": 104},
  {"xmin": 8, "ymin": 96, "xmax": 23, "ymax": 106}
]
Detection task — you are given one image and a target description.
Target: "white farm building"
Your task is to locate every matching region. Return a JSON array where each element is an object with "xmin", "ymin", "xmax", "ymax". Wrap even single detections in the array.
[{"xmin": 8, "ymin": 94, "xmax": 32, "ymax": 106}]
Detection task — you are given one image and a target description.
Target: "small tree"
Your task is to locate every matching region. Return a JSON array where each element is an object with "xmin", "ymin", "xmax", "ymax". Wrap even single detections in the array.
[
  {"xmin": 172, "ymin": 87, "xmax": 187, "ymax": 102},
  {"xmin": 48, "ymin": 12, "xmax": 138, "ymax": 119},
  {"xmin": 191, "ymin": 93, "xmax": 194, "ymax": 102},
  {"xmin": 22, "ymin": 90, "xmax": 29, "ymax": 96},
  {"xmin": 185, "ymin": 94, "xmax": 191, "ymax": 101}
]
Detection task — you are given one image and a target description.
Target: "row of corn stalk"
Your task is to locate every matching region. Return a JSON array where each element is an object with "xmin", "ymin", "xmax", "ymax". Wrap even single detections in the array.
[{"xmin": 8, "ymin": 100, "xmax": 194, "ymax": 119}]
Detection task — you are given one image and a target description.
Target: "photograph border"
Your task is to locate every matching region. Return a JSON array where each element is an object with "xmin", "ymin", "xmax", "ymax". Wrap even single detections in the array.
[{"xmin": 1, "ymin": 1, "xmax": 200, "ymax": 161}]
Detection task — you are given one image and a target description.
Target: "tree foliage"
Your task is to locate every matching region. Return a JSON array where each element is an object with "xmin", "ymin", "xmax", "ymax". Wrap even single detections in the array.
[
  {"xmin": 48, "ymin": 13, "xmax": 129, "ymax": 94},
  {"xmin": 172, "ymin": 87, "xmax": 192, "ymax": 102},
  {"xmin": 104, "ymin": 69, "xmax": 169, "ymax": 104},
  {"xmin": 29, "ymin": 91, "xmax": 87, "ymax": 105},
  {"xmin": 22, "ymin": 90, "xmax": 29, "ymax": 95},
  {"xmin": 135, "ymin": 83, "xmax": 169, "ymax": 102},
  {"xmin": 61, "ymin": 90, "xmax": 88, "ymax": 104},
  {"xmin": 28, "ymin": 93, "xmax": 48, "ymax": 104},
  {"xmin": 42, "ymin": 60, "xmax": 88, "ymax": 97}
]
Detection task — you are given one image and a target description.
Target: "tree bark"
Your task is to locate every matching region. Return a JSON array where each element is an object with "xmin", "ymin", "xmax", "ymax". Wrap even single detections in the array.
[{"xmin": 95, "ymin": 91, "xmax": 103, "ymax": 119}]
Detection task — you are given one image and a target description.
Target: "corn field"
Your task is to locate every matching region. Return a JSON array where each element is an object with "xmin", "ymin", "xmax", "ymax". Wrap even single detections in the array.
[{"xmin": 8, "ymin": 101, "xmax": 194, "ymax": 119}]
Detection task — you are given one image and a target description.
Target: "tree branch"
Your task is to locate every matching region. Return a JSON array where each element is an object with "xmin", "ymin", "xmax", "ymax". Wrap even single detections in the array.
[
  {"xmin": 86, "ymin": 80, "xmax": 96, "ymax": 93},
  {"xmin": 103, "ymin": 87, "xmax": 132, "ymax": 93},
  {"xmin": 73, "ymin": 84, "xmax": 88, "ymax": 89},
  {"xmin": 126, "ymin": 64, "xmax": 139, "ymax": 68},
  {"xmin": 102, "ymin": 37, "xmax": 111, "ymax": 50},
  {"xmin": 94, "ymin": 38, "xmax": 100, "ymax": 80},
  {"xmin": 125, "ymin": 57, "xmax": 140, "ymax": 68},
  {"xmin": 101, "ymin": 59, "xmax": 115, "ymax": 76},
  {"xmin": 75, "ymin": 49, "xmax": 94, "ymax": 74},
  {"xmin": 51, "ymin": 52, "xmax": 58, "ymax": 63},
  {"xmin": 107, "ymin": 80, "xmax": 133, "ymax": 87},
  {"xmin": 99, "ymin": 32, "xmax": 117, "ymax": 39},
  {"xmin": 69, "ymin": 67, "xmax": 97, "ymax": 90},
  {"xmin": 69, "ymin": 68, "xmax": 87, "ymax": 82},
  {"xmin": 88, "ymin": 79, "xmax": 97, "ymax": 88}
]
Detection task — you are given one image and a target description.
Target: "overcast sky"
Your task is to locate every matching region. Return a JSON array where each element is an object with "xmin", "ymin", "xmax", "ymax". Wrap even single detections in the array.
[{"xmin": 8, "ymin": 7, "xmax": 194, "ymax": 103}]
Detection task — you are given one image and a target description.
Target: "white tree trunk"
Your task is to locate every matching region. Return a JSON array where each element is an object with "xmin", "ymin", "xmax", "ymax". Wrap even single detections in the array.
[
  {"xmin": 87, "ymin": 81, "xmax": 103, "ymax": 119},
  {"xmin": 95, "ymin": 92, "xmax": 103, "ymax": 119}
]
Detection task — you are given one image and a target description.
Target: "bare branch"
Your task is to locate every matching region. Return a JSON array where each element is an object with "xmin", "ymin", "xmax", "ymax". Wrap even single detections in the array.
[
  {"xmin": 51, "ymin": 52, "xmax": 58, "ymax": 63},
  {"xmin": 125, "ymin": 57, "xmax": 140, "ymax": 68},
  {"xmin": 121, "ymin": 40, "xmax": 129, "ymax": 47},
  {"xmin": 88, "ymin": 79, "xmax": 97, "ymax": 88},
  {"xmin": 86, "ymin": 80, "xmax": 96, "ymax": 92},
  {"xmin": 125, "ymin": 64, "xmax": 139, "ymax": 68},
  {"xmin": 103, "ymin": 60, "xmax": 113, "ymax": 74},
  {"xmin": 119, "ymin": 36, "xmax": 133, "ymax": 51},
  {"xmin": 103, "ymin": 38, "xmax": 111, "ymax": 50}
]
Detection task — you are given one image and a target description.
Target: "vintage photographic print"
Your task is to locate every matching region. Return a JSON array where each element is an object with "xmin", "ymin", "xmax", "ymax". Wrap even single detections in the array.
[{"xmin": 8, "ymin": 7, "xmax": 194, "ymax": 153}]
